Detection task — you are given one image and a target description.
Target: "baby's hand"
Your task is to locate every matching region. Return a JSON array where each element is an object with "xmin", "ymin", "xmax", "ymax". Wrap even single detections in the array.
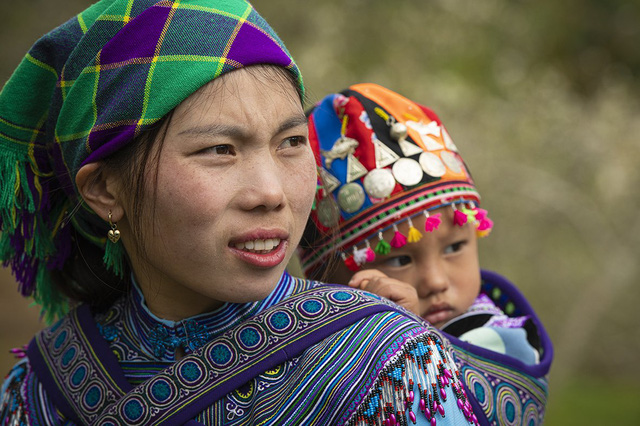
[{"xmin": 348, "ymin": 269, "xmax": 419, "ymax": 316}]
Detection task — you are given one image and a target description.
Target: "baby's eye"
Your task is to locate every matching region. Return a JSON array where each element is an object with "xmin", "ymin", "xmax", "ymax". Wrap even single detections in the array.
[
  {"xmin": 382, "ymin": 255, "xmax": 412, "ymax": 267},
  {"xmin": 278, "ymin": 136, "xmax": 307, "ymax": 150},
  {"xmin": 444, "ymin": 241, "xmax": 465, "ymax": 255}
]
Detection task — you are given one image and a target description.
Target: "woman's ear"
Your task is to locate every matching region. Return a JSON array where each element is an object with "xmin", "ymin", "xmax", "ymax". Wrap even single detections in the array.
[{"xmin": 75, "ymin": 162, "xmax": 125, "ymax": 221}]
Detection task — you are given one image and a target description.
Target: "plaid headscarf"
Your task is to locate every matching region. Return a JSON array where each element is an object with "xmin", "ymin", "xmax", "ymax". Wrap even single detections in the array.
[
  {"xmin": 0, "ymin": 0, "xmax": 302, "ymax": 320},
  {"xmin": 300, "ymin": 84, "xmax": 492, "ymax": 276}
]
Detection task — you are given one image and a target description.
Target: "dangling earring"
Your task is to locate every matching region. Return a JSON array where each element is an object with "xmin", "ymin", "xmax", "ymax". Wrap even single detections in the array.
[
  {"xmin": 107, "ymin": 211, "xmax": 121, "ymax": 243},
  {"xmin": 104, "ymin": 210, "xmax": 125, "ymax": 277}
]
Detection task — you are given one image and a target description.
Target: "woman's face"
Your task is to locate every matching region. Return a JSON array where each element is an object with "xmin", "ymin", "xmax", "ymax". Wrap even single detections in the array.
[{"xmin": 120, "ymin": 67, "xmax": 316, "ymax": 320}]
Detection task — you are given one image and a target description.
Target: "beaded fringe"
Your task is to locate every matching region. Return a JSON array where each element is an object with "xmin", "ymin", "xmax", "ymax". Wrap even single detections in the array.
[{"xmin": 348, "ymin": 332, "xmax": 478, "ymax": 426}]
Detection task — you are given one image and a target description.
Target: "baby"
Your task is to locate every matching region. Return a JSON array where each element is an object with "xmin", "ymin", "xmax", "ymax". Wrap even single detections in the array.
[{"xmin": 299, "ymin": 83, "xmax": 553, "ymax": 425}]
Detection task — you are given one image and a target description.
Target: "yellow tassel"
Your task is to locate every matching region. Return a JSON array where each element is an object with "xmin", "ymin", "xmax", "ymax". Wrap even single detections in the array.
[{"xmin": 407, "ymin": 226, "xmax": 423, "ymax": 243}]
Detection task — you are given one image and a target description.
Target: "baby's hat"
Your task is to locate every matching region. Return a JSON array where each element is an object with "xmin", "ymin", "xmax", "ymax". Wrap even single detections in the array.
[{"xmin": 300, "ymin": 83, "xmax": 492, "ymax": 276}]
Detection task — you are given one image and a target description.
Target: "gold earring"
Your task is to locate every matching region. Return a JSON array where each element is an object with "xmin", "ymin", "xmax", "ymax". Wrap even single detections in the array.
[{"xmin": 107, "ymin": 211, "xmax": 121, "ymax": 243}]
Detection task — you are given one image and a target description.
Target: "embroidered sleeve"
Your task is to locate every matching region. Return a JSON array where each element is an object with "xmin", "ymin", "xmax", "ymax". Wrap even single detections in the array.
[{"xmin": 1, "ymin": 358, "xmax": 67, "ymax": 425}]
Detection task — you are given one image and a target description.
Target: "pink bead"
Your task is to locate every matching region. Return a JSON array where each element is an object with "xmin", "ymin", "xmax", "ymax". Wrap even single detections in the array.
[
  {"xmin": 420, "ymin": 399, "xmax": 426, "ymax": 412},
  {"xmin": 440, "ymin": 387, "xmax": 447, "ymax": 400},
  {"xmin": 472, "ymin": 414, "xmax": 478, "ymax": 424},
  {"xmin": 457, "ymin": 399, "xmax": 464, "ymax": 409},
  {"xmin": 444, "ymin": 368, "xmax": 453, "ymax": 379},
  {"xmin": 384, "ymin": 420, "xmax": 390, "ymax": 426},
  {"xmin": 425, "ymin": 408, "xmax": 431, "ymax": 420},
  {"xmin": 390, "ymin": 413, "xmax": 397, "ymax": 426},
  {"xmin": 430, "ymin": 417, "xmax": 437, "ymax": 426},
  {"xmin": 443, "ymin": 376, "xmax": 449, "ymax": 385},
  {"xmin": 463, "ymin": 406, "xmax": 470, "ymax": 418},
  {"xmin": 409, "ymin": 390, "xmax": 415, "ymax": 402},
  {"xmin": 409, "ymin": 411, "xmax": 417, "ymax": 424},
  {"xmin": 437, "ymin": 403, "xmax": 445, "ymax": 416}
]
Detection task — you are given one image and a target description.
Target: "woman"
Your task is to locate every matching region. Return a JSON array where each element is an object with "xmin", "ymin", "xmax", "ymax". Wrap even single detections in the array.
[{"xmin": 0, "ymin": 1, "xmax": 475, "ymax": 424}]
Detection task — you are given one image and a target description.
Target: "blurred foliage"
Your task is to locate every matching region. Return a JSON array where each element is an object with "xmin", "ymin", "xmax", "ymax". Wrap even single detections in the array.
[{"xmin": 2, "ymin": 0, "xmax": 640, "ymax": 421}]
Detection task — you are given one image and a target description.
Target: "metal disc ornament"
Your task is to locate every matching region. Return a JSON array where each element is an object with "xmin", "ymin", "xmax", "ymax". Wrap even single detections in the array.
[
  {"xmin": 392, "ymin": 158, "xmax": 423, "ymax": 187},
  {"xmin": 337, "ymin": 183, "xmax": 366, "ymax": 213},
  {"xmin": 316, "ymin": 197, "xmax": 341, "ymax": 227},
  {"xmin": 363, "ymin": 168, "xmax": 396, "ymax": 199},
  {"xmin": 440, "ymin": 151, "xmax": 463, "ymax": 174},
  {"xmin": 419, "ymin": 152, "xmax": 446, "ymax": 177}
]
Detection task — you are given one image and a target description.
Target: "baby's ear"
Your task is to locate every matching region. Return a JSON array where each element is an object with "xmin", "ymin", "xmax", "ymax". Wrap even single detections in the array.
[{"xmin": 75, "ymin": 162, "xmax": 125, "ymax": 222}]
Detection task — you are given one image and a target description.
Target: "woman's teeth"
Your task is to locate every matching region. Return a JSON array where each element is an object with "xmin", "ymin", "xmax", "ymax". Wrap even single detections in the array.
[{"xmin": 235, "ymin": 238, "xmax": 281, "ymax": 253}]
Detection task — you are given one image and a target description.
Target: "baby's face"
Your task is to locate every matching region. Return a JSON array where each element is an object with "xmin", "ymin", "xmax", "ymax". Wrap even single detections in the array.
[{"xmin": 331, "ymin": 206, "xmax": 481, "ymax": 328}]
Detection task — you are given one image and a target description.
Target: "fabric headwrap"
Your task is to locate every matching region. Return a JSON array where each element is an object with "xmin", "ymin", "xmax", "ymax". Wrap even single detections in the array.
[
  {"xmin": 300, "ymin": 84, "xmax": 492, "ymax": 277},
  {"xmin": 0, "ymin": 0, "xmax": 302, "ymax": 320}
]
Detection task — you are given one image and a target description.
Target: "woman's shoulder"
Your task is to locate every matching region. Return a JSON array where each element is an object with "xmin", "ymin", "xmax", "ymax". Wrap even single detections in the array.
[{"xmin": 279, "ymin": 284, "xmax": 476, "ymax": 424}]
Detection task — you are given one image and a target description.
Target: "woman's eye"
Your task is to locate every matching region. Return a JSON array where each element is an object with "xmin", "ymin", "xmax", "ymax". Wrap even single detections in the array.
[
  {"xmin": 444, "ymin": 241, "xmax": 465, "ymax": 255},
  {"xmin": 278, "ymin": 136, "xmax": 306, "ymax": 150},
  {"xmin": 383, "ymin": 255, "xmax": 412, "ymax": 267},
  {"xmin": 203, "ymin": 145, "xmax": 234, "ymax": 156}
]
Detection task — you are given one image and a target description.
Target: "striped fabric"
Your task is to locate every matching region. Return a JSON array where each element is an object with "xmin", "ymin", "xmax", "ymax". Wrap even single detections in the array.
[
  {"xmin": 1, "ymin": 273, "xmax": 476, "ymax": 425},
  {"xmin": 0, "ymin": 0, "xmax": 301, "ymax": 320}
]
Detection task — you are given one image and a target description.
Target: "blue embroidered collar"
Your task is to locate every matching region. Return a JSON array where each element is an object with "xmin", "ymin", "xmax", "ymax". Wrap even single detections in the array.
[{"xmin": 98, "ymin": 272, "xmax": 299, "ymax": 360}]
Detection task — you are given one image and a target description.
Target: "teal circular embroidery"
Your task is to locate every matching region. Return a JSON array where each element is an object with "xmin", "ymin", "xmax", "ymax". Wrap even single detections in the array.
[
  {"xmin": 210, "ymin": 343, "xmax": 233, "ymax": 366},
  {"xmin": 329, "ymin": 291, "xmax": 356, "ymax": 305},
  {"xmin": 268, "ymin": 311, "xmax": 293, "ymax": 332},
  {"xmin": 239, "ymin": 327, "xmax": 262, "ymax": 350},
  {"xmin": 70, "ymin": 365, "xmax": 87, "ymax": 387},
  {"xmin": 179, "ymin": 360, "xmax": 203, "ymax": 383},
  {"xmin": 505, "ymin": 401, "xmax": 516, "ymax": 422},
  {"xmin": 84, "ymin": 385, "xmax": 102, "ymax": 409},
  {"xmin": 474, "ymin": 381, "xmax": 486, "ymax": 403},
  {"xmin": 301, "ymin": 299, "xmax": 323, "ymax": 314},
  {"xmin": 61, "ymin": 346, "xmax": 77, "ymax": 367},
  {"xmin": 123, "ymin": 399, "xmax": 144, "ymax": 422},
  {"xmin": 150, "ymin": 379, "xmax": 173, "ymax": 403},
  {"xmin": 54, "ymin": 330, "xmax": 68, "ymax": 350},
  {"xmin": 522, "ymin": 402, "xmax": 539, "ymax": 426}
]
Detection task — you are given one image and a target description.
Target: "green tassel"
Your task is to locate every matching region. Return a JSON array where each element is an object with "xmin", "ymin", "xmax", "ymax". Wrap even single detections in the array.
[
  {"xmin": 374, "ymin": 238, "xmax": 391, "ymax": 255},
  {"xmin": 103, "ymin": 239, "xmax": 125, "ymax": 278},
  {"xmin": 34, "ymin": 263, "xmax": 68, "ymax": 324}
]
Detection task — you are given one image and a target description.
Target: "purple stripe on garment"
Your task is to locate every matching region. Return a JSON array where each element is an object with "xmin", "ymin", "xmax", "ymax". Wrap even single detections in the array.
[
  {"xmin": 100, "ymin": 5, "xmax": 171, "ymax": 65},
  {"xmin": 226, "ymin": 23, "xmax": 293, "ymax": 67}
]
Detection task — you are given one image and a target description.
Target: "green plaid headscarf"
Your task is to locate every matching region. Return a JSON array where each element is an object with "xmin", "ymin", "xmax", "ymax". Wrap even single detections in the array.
[{"xmin": 0, "ymin": 0, "xmax": 303, "ymax": 320}]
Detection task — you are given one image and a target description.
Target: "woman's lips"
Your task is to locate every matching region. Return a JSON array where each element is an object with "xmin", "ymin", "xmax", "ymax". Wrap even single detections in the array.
[{"xmin": 228, "ymin": 234, "xmax": 289, "ymax": 268}]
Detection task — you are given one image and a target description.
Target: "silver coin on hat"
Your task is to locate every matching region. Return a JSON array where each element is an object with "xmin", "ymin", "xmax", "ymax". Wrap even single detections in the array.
[
  {"xmin": 440, "ymin": 151, "xmax": 463, "ymax": 174},
  {"xmin": 419, "ymin": 152, "xmax": 446, "ymax": 177},
  {"xmin": 363, "ymin": 168, "xmax": 396, "ymax": 199},
  {"xmin": 316, "ymin": 196, "xmax": 341, "ymax": 227},
  {"xmin": 392, "ymin": 158, "xmax": 423, "ymax": 186},
  {"xmin": 337, "ymin": 182, "xmax": 366, "ymax": 213}
]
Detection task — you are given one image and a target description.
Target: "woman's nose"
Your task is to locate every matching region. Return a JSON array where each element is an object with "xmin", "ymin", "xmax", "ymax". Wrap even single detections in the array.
[{"xmin": 236, "ymin": 155, "xmax": 286, "ymax": 211}]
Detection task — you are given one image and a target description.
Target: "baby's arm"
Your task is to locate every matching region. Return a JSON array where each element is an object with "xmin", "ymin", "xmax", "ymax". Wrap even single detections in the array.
[{"xmin": 348, "ymin": 269, "xmax": 420, "ymax": 316}]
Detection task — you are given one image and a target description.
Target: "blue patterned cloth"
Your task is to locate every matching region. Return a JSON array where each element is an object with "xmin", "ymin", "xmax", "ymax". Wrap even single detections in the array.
[{"xmin": 1, "ymin": 273, "xmax": 475, "ymax": 425}]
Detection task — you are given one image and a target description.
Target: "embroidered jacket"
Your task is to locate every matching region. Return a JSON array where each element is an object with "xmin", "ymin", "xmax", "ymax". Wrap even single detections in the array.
[
  {"xmin": 1, "ymin": 273, "xmax": 475, "ymax": 425},
  {"xmin": 443, "ymin": 270, "xmax": 554, "ymax": 426}
]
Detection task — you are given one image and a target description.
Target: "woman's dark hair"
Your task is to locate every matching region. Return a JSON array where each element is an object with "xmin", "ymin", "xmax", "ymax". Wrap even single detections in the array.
[{"xmin": 52, "ymin": 65, "xmax": 304, "ymax": 312}]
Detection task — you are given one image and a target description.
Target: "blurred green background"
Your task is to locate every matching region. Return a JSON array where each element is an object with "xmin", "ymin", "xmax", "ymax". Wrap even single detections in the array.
[{"xmin": 1, "ymin": 1, "xmax": 639, "ymax": 424}]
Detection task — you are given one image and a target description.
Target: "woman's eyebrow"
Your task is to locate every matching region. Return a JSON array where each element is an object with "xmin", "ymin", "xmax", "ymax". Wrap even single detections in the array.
[
  {"xmin": 177, "ymin": 114, "xmax": 307, "ymax": 139},
  {"xmin": 276, "ymin": 114, "xmax": 308, "ymax": 135}
]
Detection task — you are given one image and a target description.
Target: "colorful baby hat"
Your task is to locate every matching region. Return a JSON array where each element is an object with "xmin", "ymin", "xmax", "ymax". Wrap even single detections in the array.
[{"xmin": 300, "ymin": 83, "xmax": 492, "ymax": 276}]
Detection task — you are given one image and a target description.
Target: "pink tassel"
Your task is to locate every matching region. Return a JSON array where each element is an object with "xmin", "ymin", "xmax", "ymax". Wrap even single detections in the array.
[
  {"xmin": 365, "ymin": 241, "xmax": 376, "ymax": 262},
  {"xmin": 424, "ymin": 211, "xmax": 442, "ymax": 232},
  {"xmin": 390, "ymin": 224, "xmax": 407, "ymax": 248},
  {"xmin": 452, "ymin": 204, "xmax": 468, "ymax": 226},
  {"xmin": 474, "ymin": 207, "xmax": 488, "ymax": 221}
]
